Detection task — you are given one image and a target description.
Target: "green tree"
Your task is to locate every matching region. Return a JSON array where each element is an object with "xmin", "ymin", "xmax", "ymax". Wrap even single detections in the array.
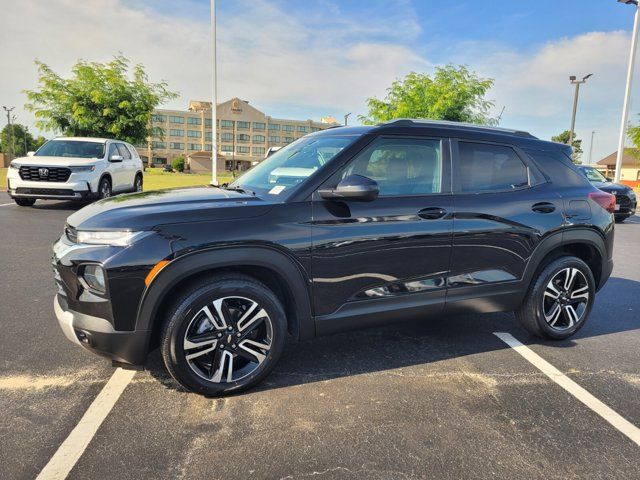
[
  {"xmin": 359, "ymin": 65, "xmax": 496, "ymax": 125},
  {"xmin": 171, "ymin": 155, "xmax": 185, "ymax": 172},
  {"xmin": 551, "ymin": 130, "xmax": 583, "ymax": 164},
  {"xmin": 24, "ymin": 55, "xmax": 177, "ymax": 145},
  {"xmin": 0, "ymin": 123, "xmax": 47, "ymax": 157}
]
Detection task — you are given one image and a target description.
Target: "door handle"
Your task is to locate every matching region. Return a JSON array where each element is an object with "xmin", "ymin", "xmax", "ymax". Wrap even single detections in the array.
[
  {"xmin": 418, "ymin": 207, "xmax": 447, "ymax": 220},
  {"xmin": 531, "ymin": 202, "xmax": 556, "ymax": 214}
]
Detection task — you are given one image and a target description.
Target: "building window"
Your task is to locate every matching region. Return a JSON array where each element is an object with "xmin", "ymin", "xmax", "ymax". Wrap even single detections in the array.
[
  {"xmin": 170, "ymin": 142, "xmax": 184, "ymax": 150},
  {"xmin": 152, "ymin": 141, "xmax": 166, "ymax": 149},
  {"xmin": 221, "ymin": 133, "xmax": 233, "ymax": 141},
  {"xmin": 221, "ymin": 120, "xmax": 234, "ymax": 129},
  {"xmin": 237, "ymin": 146, "xmax": 250, "ymax": 154},
  {"xmin": 205, "ymin": 118, "xmax": 212, "ymax": 127},
  {"xmin": 152, "ymin": 114, "xmax": 166, "ymax": 122},
  {"xmin": 283, "ymin": 137, "xmax": 294, "ymax": 144},
  {"xmin": 237, "ymin": 134, "xmax": 250, "ymax": 142},
  {"xmin": 152, "ymin": 157, "xmax": 167, "ymax": 165},
  {"xmin": 169, "ymin": 116, "xmax": 184, "ymax": 124},
  {"xmin": 253, "ymin": 135, "xmax": 266, "ymax": 143},
  {"xmin": 252, "ymin": 147, "xmax": 265, "ymax": 156},
  {"xmin": 297, "ymin": 125, "xmax": 308, "ymax": 133},
  {"xmin": 169, "ymin": 129, "xmax": 184, "ymax": 137},
  {"xmin": 187, "ymin": 117, "xmax": 202, "ymax": 125},
  {"xmin": 220, "ymin": 145, "xmax": 234, "ymax": 152},
  {"xmin": 187, "ymin": 130, "xmax": 202, "ymax": 138},
  {"xmin": 269, "ymin": 136, "xmax": 280, "ymax": 143},
  {"xmin": 282, "ymin": 124, "xmax": 294, "ymax": 132},
  {"xmin": 253, "ymin": 122, "xmax": 266, "ymax": 131},
  {"xmin": 205, "ymin": 131, "xmax": 212, "ymax": 141},
  {"xmin": 237, "ymin": 121, "xmax": 250, "ymax": 129},
  {"xmin": 205, "ymin": 144, "xmax": 213, "ymax": 151},
  {"xmin": 188, "ymin": 143, "xmax": 200, "ymax": 151},
  {"xmin": 311, "ymin": 127, "xmax": 320, "ymax": 132},
  {"xmin": 269, "ymin": 124, "xmax": 280, "ymax": 131}
]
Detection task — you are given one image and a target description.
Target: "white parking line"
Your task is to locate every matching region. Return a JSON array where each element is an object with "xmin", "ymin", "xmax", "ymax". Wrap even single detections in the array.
[
  {"xmin": 494, "ymin": 332, "xmax": 640, "ymax": 447},
  {"xmin": 36, "ymin": 368, "xmax": 136, "ymax": 480},
  {"xmin": 0, "ymin": 203, "xmax": 14, "ymax": 207}
]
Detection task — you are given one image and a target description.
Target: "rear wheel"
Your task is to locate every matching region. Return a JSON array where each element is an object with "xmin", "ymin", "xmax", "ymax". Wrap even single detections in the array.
[
  {"xmin": 614, "ymin": 215, "xmax": 628, "ymax": 223},
  {"xmin": 14, "ymin": 198, "xmax": 36, "ymax": 207},
  {"xmin": 516, "ymin": 256, "xmax": 595, "ymax": 340},
  {"xmin": 161, "ymin": 274, "xmax": 287, "ymax": 395}
]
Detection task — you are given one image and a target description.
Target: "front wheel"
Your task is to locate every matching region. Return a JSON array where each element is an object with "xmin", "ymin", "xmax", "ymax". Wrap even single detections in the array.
[
  {"xmin": 14, "ymin": 198, "xmax": 36, "ymax": 207},
  {"xmin": 161, "ymin": 274, "xmax": 287, "ymax": 395},
  {"xmin": 134, "ymin": 174, "xmax": 143, "ymax": 192},
  {"xmin": 614, "ymin": 215, "xmax": 629, "ymax": 223},
  {"xmin": 98, "ymin": 177, "xmax": 112, "ymax": 199},
  {"xmin": 516, "ymin": 256, "xmax": 595, "ymax": 340}
]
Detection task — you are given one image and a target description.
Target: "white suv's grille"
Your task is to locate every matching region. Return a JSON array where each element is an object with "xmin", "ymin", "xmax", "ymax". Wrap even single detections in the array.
[{"xmin": 19, "ymin": 166, "xmax": 71, "ymax": 182}]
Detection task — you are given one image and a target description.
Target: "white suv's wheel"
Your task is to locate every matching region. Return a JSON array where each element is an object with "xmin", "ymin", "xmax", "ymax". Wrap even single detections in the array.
[{"xmin": 98, "ymin": 177, "xmax": 112, "ymax": 199}]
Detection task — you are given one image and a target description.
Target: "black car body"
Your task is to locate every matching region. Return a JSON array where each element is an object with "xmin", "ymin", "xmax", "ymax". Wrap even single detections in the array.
[
  {"xmin": 52, "ymin": 120, "xmax": 615, "ymax": 394},
  {"xmin": 577, "ymin": 165, "xmax": 637, "ymax": 222}
]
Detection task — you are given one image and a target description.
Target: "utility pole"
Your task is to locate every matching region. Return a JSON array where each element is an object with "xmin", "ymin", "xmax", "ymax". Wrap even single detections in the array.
[
  {"xmin": 614, "ymin": 0, "xmax": 640, "ymax": 182},
  {"xmin": 568, "ymin": 74, "xmax": 592, "ymax": 147},
  {"xmin": 588, "ymin": 130, "xmax": 596, "ymax": 164},
  {"xmin": 497, "ymin": 106, "xmax": 506, "ymax": 124},
  {"xmin": 11, "ymin": 114, "xmax": 17, "ymax": 157},
  {"xmin": 3, "ymin": 106, "xmax": 15, "ymax": 162},
  {"xmin": 210, "ymin": 0, "xmax": 218, "ymax": 185},
  {"xmin": 344, "ymin": 113, "xmax": 352, "ymax": 126}
]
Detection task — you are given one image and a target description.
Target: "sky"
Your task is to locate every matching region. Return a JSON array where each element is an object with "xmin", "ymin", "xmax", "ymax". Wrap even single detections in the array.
[{"xmin": 1, "ymin": 0, "xmax": 640, "ymax": 163}]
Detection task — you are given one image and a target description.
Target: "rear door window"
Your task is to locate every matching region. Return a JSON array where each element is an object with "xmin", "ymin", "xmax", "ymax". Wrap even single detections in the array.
[{"xmin": 455, "ymin": 142, "xmax": 529, "ymax": 193}]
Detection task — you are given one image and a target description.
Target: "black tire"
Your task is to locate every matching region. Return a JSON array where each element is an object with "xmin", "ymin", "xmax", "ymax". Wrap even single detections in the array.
[
  {"xmin": 614, "ymin": 215, "xmax": 628, "ymax": 223},
  {"xmin": 98, "ymin": 176, "xmax": 112, "ymax": 199},
  {"xmin": 14, "ymin": 198, "xmax": 36, "ymax": 207},
  {"xmin": 134, "ymin": 174, "xmax": 143, "ymax": 192},
  {"xmin": 516, "ymin": 256, "xmax": 595, "ymax": 340},
  {"xmin": 161, "ymin": 274, "xmax": 287, "ymax": 396}
]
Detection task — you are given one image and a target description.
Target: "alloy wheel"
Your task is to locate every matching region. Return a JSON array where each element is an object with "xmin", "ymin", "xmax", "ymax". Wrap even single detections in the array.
[
  {"xmin": 183, "ymin": 296, "xmax": 273, "ymax": 383},
  {"xmin": 135, "ymin": 176, "xmax": 143, "ymax": 192},
  {"xmin": 542, "ymin": 267, "xmax": 590, "ymax": 331},
  {"xmin": 101, "ymin": 181, "xmax": 111, "ymax": 198}
]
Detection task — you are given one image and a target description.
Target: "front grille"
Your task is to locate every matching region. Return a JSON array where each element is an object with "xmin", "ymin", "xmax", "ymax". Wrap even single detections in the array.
[
  {"xmin": 616, "ymin": 194, "xmax": 631, "ymax": 208},
  {"xmin": 15, "ymin": 187, "xmax": 75, "ymax": 196},
  {"xmin": 19, "ymin": 166, "xmax": 71, "ymax": 182},
  {"xmin": 65, "ymin": 225, "xmax": 78, "ymax": 243}
]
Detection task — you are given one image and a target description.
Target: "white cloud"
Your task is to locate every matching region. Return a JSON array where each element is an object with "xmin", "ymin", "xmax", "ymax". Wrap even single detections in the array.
[{"xmin": 0, "ymin": 0, "xmax": 636, "ymax": 163}]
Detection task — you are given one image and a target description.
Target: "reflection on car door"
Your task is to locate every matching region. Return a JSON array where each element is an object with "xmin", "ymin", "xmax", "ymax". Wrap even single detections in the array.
[{"xmin": 311, "ymin": 136, "xmax": 454, "ymax": 335}]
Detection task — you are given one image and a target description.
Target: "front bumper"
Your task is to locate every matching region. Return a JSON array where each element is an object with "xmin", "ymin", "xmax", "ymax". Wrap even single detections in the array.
[
  {"xmin": 54, "ymin": 294, "xmax": 149, "ymax": 365},
  {"xmin": 7, "ymin": 172, "xmax": 100, "ymax": 200}
]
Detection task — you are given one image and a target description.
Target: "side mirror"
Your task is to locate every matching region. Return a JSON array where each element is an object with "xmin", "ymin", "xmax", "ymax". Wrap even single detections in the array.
[
  {"xmin": 109, "ymin": 154, "xmax": 124, "ymax": 163},
  {"xmin": 318, "ymin": 174, "xmax": 379, "ymax": 202},
  {"xmin": 606, "ymin": 177, "xmax": 613, "ymax": 182},
  {"xmin": 27, "ymin": 151, "xmax": 35, "ymax": 157}
]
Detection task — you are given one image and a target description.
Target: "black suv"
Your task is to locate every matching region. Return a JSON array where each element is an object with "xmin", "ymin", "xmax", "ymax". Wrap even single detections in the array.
[
  {"xmin": 577, "ymin": 165, "xmax": 637, "ymax": 223},
  {"xmin": 52, "ymin": 120, "xmax": 615, "ymax": 395}
]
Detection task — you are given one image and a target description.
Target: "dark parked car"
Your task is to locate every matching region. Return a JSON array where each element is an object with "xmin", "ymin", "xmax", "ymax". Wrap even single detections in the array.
[
  {"xmin": 52, "ymin": 120, "xmax": 615, "ymax": 395},
  {"xmin": 577, "ymin": 165, "xmax": 637, "ymax": 223}
]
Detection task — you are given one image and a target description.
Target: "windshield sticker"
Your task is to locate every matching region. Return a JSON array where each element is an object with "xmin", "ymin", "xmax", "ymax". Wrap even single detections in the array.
[{"xmin": 268, "ymin": 185, "xmax": 286, "ymax": 195}]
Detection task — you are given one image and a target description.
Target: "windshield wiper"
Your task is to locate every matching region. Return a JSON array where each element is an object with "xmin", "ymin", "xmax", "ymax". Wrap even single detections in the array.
[{"xmin": 221, "ymin": 184, "xmax": 255, "ymax": 195}]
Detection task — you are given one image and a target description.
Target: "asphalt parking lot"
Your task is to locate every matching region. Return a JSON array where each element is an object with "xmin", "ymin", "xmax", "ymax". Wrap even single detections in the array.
[{"xmin": 0, "ymin": 191, "xmax": 639, "ymax": 480}]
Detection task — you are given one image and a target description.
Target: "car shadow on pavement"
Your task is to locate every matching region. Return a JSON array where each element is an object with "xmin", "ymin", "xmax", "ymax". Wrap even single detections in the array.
[
  {"xmin": 143, "ymin": 276, "xmax": 640, "ymax": 396},
  {"xmin": 30, "ymin": 200, "xmax": 89, "ymax": 211}
]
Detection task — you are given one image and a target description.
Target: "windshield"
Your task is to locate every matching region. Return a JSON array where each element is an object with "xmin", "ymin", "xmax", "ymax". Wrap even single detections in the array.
[
  {"xmin": 229, "ymin": 135, "xmax": 358, "ymax": 199},
  {"xmin": 579, "ymin": 166, "xmax": 607, "ymax": 183},
  {"xmin": 35, "ymin": 140, "xmax": 106, "ymax": 159}
]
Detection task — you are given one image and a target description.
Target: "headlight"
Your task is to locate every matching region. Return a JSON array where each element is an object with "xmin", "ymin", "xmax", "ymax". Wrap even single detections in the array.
[
  {"xmin": 76, "ymin": 230, "xmax": 149, "ymax": 246},
  {"xmin": 9, "ymin": 161, "xmax": 19, "ymax": 169},
  {"xmin": 70, "ymin": 165, "xmax": 96, "ymax": 172},
  {"xmin": 82, "ymin": 264, "xmax": 106, "ymax": 292}
]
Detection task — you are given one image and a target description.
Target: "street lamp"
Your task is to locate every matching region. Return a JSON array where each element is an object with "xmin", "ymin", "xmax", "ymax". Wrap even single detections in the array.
[
  {"xmin": 588, "ymin": 130, "xmax": 596, "ymax": 164},
  {"xmin": 344, "ymin": 113, "xmax": 352, "ymax": 126},
  {"xmin": 568, "ymin": 74, "xmax": 592, "ymax": 147},
  {"xmin": 614, "ymin": 0, "xmax": 640, "ymax": 182}
]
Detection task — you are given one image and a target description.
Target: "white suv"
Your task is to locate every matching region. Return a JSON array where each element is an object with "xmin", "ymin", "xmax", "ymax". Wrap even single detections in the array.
[{"xmin": 7, "ymin": 137, "xmax": 144, "ymax": 207}]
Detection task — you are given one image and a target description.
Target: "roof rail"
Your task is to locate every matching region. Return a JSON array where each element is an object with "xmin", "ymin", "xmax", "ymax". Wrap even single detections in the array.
[{"xmin": 379, "ymin": 118, "xmax": 536, "ymax": 138}]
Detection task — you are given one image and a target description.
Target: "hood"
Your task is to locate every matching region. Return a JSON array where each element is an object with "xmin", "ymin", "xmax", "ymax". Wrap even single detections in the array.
[
  {"xmin": 11, "ymin": 155, "xmax": 101, "ymax": 167},
  {"xmin": 593, "ymin": 181, "xmax": 632, "ymax": 194},
  {"xmin": 67, "ymin": 186, "xmax": 274, "ymax": 230}
]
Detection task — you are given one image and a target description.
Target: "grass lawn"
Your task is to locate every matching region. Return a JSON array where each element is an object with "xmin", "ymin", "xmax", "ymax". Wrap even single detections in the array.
[{"xmin": 0, "ymin": 167, "xmax": 235, "ymax": 192}]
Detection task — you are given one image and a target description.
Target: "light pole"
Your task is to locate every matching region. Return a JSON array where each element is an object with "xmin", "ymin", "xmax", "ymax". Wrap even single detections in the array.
[
  {"xmin": 11, "ymin": 114, "xmax": 17, "ymax": 157},
  {"xmin": 588, "ymin": 130, "xmax": 596, "ymax": 164},
  {"xmin": 210, "ymin": 0, "xmax": 218, "ymax": 185},
  {"xmin": 568, "ymin": 74, "xmax": 592, "ymax": 147},
  {"xmin": 344, "ymin": 113, "xmax": 352, "ymax": 126},
  {"xmin": 614, "ymin": 0, "xmax": 640, "ymax": 182},
  {"xmin": 3, "ymin": 106, "xmax": 15, "ymax": 162}
]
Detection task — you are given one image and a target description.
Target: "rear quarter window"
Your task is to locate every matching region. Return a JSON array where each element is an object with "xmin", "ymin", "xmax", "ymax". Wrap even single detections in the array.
[{"xmin": 523, "ymin": 149, "xmax": 589, "ymax": 187}]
